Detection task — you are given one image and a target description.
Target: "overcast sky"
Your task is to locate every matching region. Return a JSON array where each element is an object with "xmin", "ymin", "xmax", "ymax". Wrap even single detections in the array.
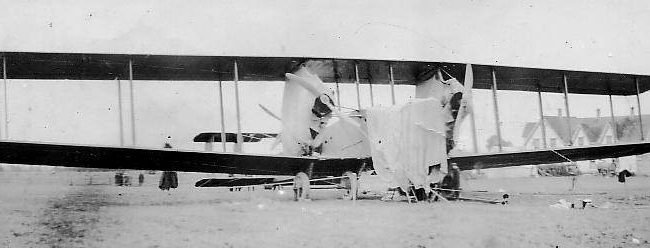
[
  {"xmin": 2, "ymin": 0, "xmax": 650, "ymax": 74},
  {"xmin": 0, "ymin": 0, "xmax": 648, "ymax": 153}
]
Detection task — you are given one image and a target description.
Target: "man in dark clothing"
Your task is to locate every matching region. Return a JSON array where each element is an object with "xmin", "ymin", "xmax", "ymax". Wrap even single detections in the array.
[
  {"xmin": 159, "ymin": 143, "xmax": 179, "ymax": 191},
  {"xmin": 138, "ymin": 173, "xmax": 145, "ymax": 186},
  {"xmin": 618, "ymin": 169, "xmax": 632, "ymax": 183},
  {"xmin": 159, "ymin": 171, "xmax": 178, "ymax": 190},
  {"xmin": 440, "ymin": 164, "xmax": 461, "ymax": 199}
]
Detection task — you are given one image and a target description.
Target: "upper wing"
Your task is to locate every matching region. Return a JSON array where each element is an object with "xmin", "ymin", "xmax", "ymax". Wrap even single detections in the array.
[
  {"xmin": 0, "ymin": 141, "xmax": 369, "ymax": 177},
  {"xmin": 449, "ymin": 142, "xmax": 650, "ymax": 171},
  {"xmin": 4, "ymin": 52, "xmax": 649, "ymax": 95}
]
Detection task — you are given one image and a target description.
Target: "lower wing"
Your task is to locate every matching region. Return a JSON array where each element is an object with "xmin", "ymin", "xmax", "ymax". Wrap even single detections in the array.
[
  {"xmin": 0, "ymin": 141, "xmax": 647, "ymax": 177},
  {"xmin": 449, "ymin": 142, "xmax": 650, "ymax": 170},
  {"xmin": 0, "ymin": 141, "xmax": 369, "ymax": 177}
]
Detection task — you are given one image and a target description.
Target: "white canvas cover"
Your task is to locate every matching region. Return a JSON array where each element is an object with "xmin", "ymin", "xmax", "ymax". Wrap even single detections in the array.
[{"xmin": 365, "ymin": 98, "xmax": 448, "ymax": 190}]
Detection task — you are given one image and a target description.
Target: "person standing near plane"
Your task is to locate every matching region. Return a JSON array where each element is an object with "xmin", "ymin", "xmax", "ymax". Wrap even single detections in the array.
[
  {"xmin": 138, "ymin": 173, "xmax": 145, "ymax": 186},
  {"xmin": 159, "ymin": 143, "xmax": 178, "ymax": 191},
  {"xmin": 293, "ymin": 172, "xmax": 310, "ymax": 201}
]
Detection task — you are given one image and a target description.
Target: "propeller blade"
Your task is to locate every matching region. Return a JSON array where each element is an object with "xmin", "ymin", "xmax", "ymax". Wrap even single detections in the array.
[
  {"xmin": 453, "ymin": 64, "xmax": 475, "ymax": 145},
  {"xmin": 285, "ymin": 73, "xmax": 326, "ymax": 96},
  {"xmin": 258, "ymin": 104, "xmax": 281, "ymax": 121}
]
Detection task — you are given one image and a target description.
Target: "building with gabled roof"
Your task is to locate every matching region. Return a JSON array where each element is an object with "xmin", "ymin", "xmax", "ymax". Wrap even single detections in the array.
[{"xmin": 521, "ymin": 112, "xmax": 648, "ymax": 150}]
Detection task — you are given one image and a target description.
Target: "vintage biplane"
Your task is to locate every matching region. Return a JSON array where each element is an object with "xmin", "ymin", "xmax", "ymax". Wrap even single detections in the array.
[{"xmin": 0, "ymin": 52, "xmax": 648, "ymax": 192}]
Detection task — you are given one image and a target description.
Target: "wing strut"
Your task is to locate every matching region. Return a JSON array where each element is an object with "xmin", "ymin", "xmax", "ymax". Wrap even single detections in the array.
[
  {"xmin": 536, "ymin": 83, "xmax": 548, "ymax": 148},
  {"xmin": 116, "ymin": 78, "xmax": 125, "ymax": 146},
  {"xmin": 635, "ymin": 77, "xmax": 645, "ymax": 140},
  {"xmin": 388, "ymin": 63, "xmax": 396, "ymax": 105},
  {"xmin": 563, "ymin": 74, "xmax": 573, "ymax": 146},
  {"xmin": 128, "ymin": 58, "xmax": 137, "ymax": 146},
  {"xmin": 608, "ymin": 87, "xmax": 619, "ymax": 143},
  {"xmin": 354, "ymin": 63, "xmax": 361, "ymax": 109},
  {"xmin": 490, "ymin": 68, "xmax": 503, "ymax": 152},
  {"xmin": 2, "ymin": 54, "xmax": 8, "ymax": 139},
  {"xmin": 366, "ymin": 64, "xmax": 374, "ymax": 106},
  {"xmin": 218, "ymin": 79, "xmax": 227, "ymax": 151},
  {"xmin": 234, "ymin": 60, "xmax": 244, "ymax": 152}
]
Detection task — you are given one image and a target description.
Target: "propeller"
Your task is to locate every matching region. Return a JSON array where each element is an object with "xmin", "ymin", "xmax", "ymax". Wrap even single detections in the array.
[
  {"xmin": 256, "ymin": 104, "xmax": 284, "ymax": 151},
  {"xmin": 284, "ymin": 71, "xmax": 370, "ymax": 155},
  {"xmin": 257, "ymin": 102, "xmax": 324, "ymax": 152},
  {"xmin": 285, "ymin": 72, "xmax": 365, "ymax": 132},
  {"xmin": 452, "ymin": 64, "xmax": 475, "ymax": 146}
]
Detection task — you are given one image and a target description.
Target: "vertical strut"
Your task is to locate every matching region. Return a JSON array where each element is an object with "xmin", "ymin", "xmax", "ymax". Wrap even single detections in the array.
[
  {"xmin": 367, "ymin": 66, "xmax": 374, "ymax": 106},
  {"xmin": 218, "ymin": 80, "xmax": 227, "ymax": 151},
  {"xmin": 116, "ymin": 78, "xmax": 124, "ymax": 146},
  {"xmin": 354, "ymin": 63, "xmax": 361, "ymax": 109},
  {"xmin": 608, "ymin": 89, "xmax": 618, "ymax": 143},
  {"xmin": 537, "ymin": 85, "xmax": 547, "ymax": 148},
  {"xmin": 563, "ymin": 74, "xmax": 573, "ymax": 146},
  {"xmin": 233, "ymin": 60, "xmax": 244, "ymax": 152},
  {"xmin": 128, "ymin": 59, "xmax": 136, "ymax": 146},
  {"xmin": 2, "ymin": 55, "xmax": 7, "ymax": 139},
  {"xmin": 635, "ymin": 77, "xmax": 645, "ymax": 140},
  {"xmin": 491, "ymin": 68, "xmax": 502, "ymax": 152},
  {"xmin": 388, "ymin": 64, "xmax": 396, "ymax": 105}
]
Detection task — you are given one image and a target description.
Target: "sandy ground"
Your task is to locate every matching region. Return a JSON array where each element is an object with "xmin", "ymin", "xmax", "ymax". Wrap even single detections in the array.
[{"xmin": 1, "ymin": 170, "xmax": 649, "ymax": 248}]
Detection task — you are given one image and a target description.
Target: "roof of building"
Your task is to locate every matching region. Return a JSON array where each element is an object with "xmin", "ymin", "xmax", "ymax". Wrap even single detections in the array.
[{"xmin": 522, "ymin": 114, "xmax": 650, "ymax": 145}]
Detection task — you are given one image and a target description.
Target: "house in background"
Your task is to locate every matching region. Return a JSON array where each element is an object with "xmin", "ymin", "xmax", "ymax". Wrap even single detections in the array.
[
  {"xmin": 520, "ymin": 108, "xmax": 649, "ymax": 174},
  {"xmin": 522, "ymin": 108, "xmax": 649, "ymax": 150}
]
